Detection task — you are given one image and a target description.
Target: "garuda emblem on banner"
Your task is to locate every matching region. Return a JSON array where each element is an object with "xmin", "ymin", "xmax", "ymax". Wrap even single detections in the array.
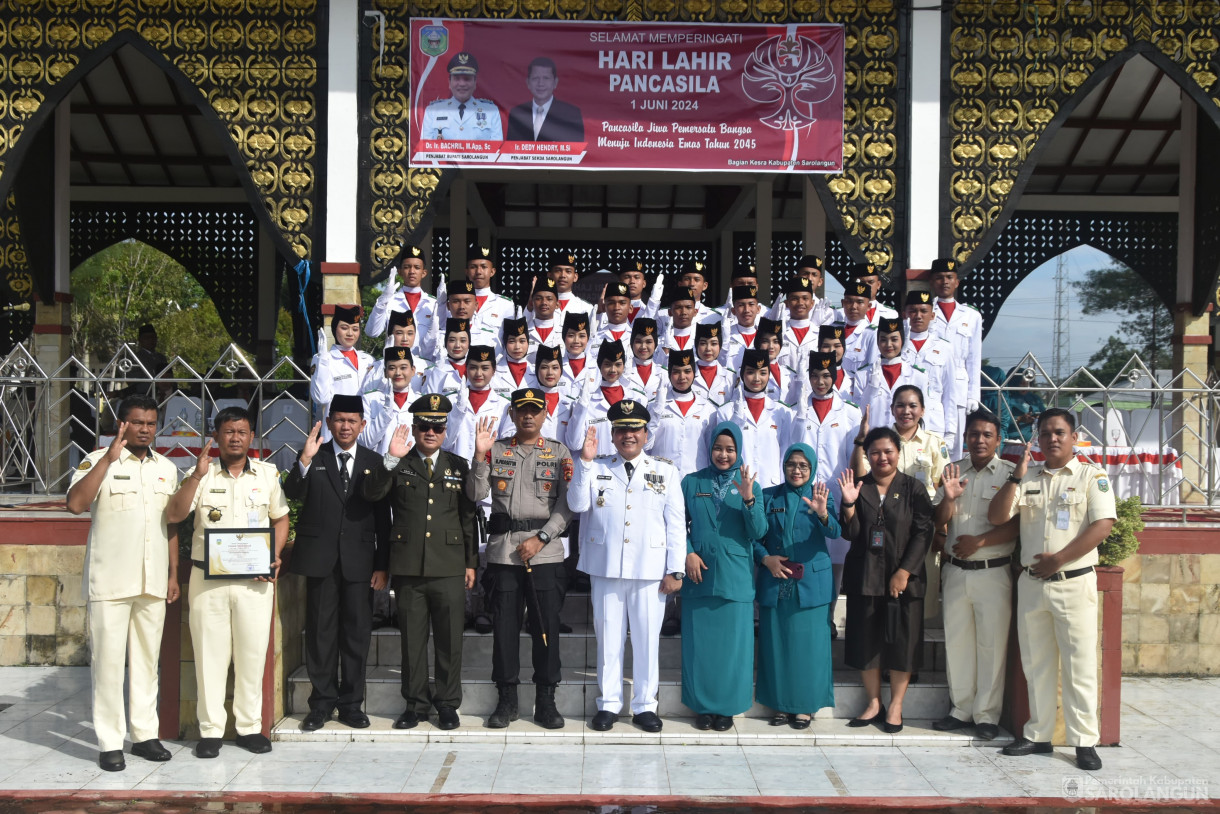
[{"xmin": 742, "ymin": 35, "xmax": 838, "ymax": 131}]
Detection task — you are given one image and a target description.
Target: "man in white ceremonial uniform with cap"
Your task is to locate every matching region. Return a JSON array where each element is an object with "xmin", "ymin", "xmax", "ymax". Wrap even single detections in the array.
[
  {"xmin": 418, "ymin": 52, "xmax": 503, "ymax": 141},
  {"xmin": 568, "ymin": 399, "xmax": 685, "ymax": 733}
]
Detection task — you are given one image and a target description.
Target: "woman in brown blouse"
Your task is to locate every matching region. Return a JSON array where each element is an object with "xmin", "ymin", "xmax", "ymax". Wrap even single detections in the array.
[{"xmin": 837, "ymin": 426, "xmax": 934, "ymax": 734}]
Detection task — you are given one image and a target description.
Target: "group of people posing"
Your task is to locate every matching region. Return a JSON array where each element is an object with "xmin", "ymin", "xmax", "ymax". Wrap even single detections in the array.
[{"xmin": 68, "ymin": 245, "xmax": 1116, "ymax": 774}]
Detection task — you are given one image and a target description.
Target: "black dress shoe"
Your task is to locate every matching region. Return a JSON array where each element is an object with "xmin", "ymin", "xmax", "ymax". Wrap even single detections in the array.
[
  {"xmin": 98, "ymin": 750, "xmax": 125, "ymax": 772},
  {"xmin": 1002, "ymin": 737, "xmax": 1053, "ymax": 756},
  {"xmin": 591, "ymin": 710, "xmax": 617, "ymax": 731},
  {"xmin": 394, "ymin": 710, "xmax": 422, "ymax": 729},
  {"xmin": 694, "ymin": 713, "xmax": 714, "ymax": 730},
  {"xmin": 769, "ymin": 712, "xmax": 791, "ymax": 727},
  {"xmin": 131, "ymin": 739, "xmax": 172, "ymax": 762},
  {"xmin": 883, "ymin": 718, "xmax": 903, "ymax": 734},
  {"xmin": 1076, "ymin": 746, "xmax": 1103, "ymax": 770},
  {"xmin": 436, "ymin": 706, "xmax": 460, "ymax": 730},
  {"xmin": 789, "ymin": 715, "xmax": 812, "ymax": 730},
  {"xmin": 559, "ymin": 622, "xmax": 573, "ymax": 634},
  {"xmin": 975, "ymin": 723, "xmax": 1000, "ymax": 741},
  {"xmin": 711, "ymin": 715, "xmax": 734, "ymax": 732},
  {"xmin": 195, "ymin": 738, "xmax": 222, "ymax": 759},
  {"xmin": 235, "ymin": 733, "xmax": 273, "ymax": 754},
  {"xmin": 933, "ymin": 714, "xmax": 972, "ymax": 731},
  {"xmin": 473, "ymin": 614, "xmax": 493, "ymax": 634},
  {"xmin": 847, "ymin": 703, "xmax": 886, "ymax": 728},
  {"xmin": 660, "ymin": 618, "xmax": 681, "ymax": 636},
  {"xmin": 632, "ymin": 711, "xmax": 663, "ymax": 732},
  {"xmin": 337, "ymin": 709, "xmax": 371, "ymax": 728},
  {"xmin": 301, "ymin": 709, "xmax": 330, "ymax": 731}
]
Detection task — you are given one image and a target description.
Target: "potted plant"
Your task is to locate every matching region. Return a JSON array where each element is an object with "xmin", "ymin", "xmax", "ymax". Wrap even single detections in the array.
[{"xmin": 1096, "ymin": 495, "xmax": 1141, "ymax": 745}]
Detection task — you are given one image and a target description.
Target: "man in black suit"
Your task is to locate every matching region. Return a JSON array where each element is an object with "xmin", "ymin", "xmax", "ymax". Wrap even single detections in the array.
[
  {"xmin": 505, "ymin": 57, "xmax": 585, "ymax": 142},
  {"xmin": 284, "ymin": 394, "xmax": 390, "ymax": 732}
]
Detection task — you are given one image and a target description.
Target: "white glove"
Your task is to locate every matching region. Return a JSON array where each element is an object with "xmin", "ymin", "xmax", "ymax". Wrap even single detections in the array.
[
  {"xmin": 967, "ymin": 399, "xmax": 980, "ymax": 412},
  {"xmin": 316, "ymin": 326, "xmax": 330, "ymax": 354},
  {"xmin": 379, "ymin": 267, "xmax": 400, "ymax": 302}
]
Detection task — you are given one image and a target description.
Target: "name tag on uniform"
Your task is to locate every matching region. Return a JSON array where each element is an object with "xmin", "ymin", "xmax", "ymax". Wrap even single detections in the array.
[
  {"xmin": 113, "ymin": 475, "xmax": 131, "ymax": 480},
  {"xmin": 597, "ymin": 475, "xmax": 612, "ymax": 480},
  {"xmin": 209, "ymin": 488, "xmax": 227, "ymax": 494},
  {"xmin": 695, "ymin": 492, "xmax": 712, "ymax": 498},
  {"xmin": 1056, "ymin": 509, "xmax": 1070, "ymax": 530},
  {"xmin": 248, "ymin": 511, "xmax": 261, "ymax": 526}
]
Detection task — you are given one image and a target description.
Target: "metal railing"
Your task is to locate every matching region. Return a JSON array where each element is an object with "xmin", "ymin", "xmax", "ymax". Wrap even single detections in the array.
[
  {"xmin": 2, "ymin": 342, "xmax": 1217, "ymax": 506},
  {"xmin": 0, "ymin": 342, "xmax": 313, "ymax": 494}
]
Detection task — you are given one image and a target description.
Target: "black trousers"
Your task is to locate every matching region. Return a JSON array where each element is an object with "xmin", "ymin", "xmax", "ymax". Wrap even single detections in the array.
[
  {"xmin": 486, "ymin": 562, "xmax": 565, "ymax": 686},
  {"xmin": 305, "ymin": 564, "xmax": 373, "ymax": 713},
  {"xmin": 394, "ymin": 574, "xmax": 465, "ymax": 713}
]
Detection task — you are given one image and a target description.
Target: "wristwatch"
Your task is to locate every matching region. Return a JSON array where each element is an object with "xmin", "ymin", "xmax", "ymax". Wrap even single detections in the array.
[
  {"xmin": 537, "ymin": 530, "xmax": 552, "ymax": 544},
  {"xmin": 670, "ymin": 571, "xmax": 685, "ymax": 580},
  {"xmin": 1006, "ymin": 474, "xmax": 1022, "ymax": 484}
]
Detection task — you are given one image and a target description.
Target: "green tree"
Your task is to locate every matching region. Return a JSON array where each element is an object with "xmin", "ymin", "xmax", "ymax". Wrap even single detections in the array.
[{"xmin": 1071, "ymin": 261, "xmax": 1171, "ymax": 382}]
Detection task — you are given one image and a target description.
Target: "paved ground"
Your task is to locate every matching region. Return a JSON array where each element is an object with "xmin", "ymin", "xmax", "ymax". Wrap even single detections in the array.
[{"xmin": 0, "ymin": 666, "xmax": 1216, "ymax": 800}]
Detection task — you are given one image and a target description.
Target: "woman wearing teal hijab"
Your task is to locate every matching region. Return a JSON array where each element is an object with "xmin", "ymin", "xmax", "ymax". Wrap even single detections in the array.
[
  {"xmin": 754, "ymin": 442, "xmax": 841, "ymax": 728},
  {"xmin": 680, "ymin": 420, "xmax": 763, "ymax": 731}
]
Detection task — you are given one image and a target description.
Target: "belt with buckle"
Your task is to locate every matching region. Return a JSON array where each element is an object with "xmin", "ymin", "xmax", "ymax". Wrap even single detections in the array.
[
  {"xmin": 946, "ymin": 554, "xmax": 1012, "ymax": 571},
  {"xmin": 487, "ymin": 513, "xmax": 547, "ymax": 535},
  {"xmin": 1027, "ymin": 565, "xmax": 1094, "ymax": 581}
]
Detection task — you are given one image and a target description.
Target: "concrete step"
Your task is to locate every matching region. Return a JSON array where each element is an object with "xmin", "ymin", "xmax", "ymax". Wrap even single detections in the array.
[
  {"xmin": 273, "ymin": 706, "xmax": 1007, "ymax": 747},
  {"xmin": 287, "ymin": 664, "xmax": 953, "ymax": 721},
  {"xmin": 363, "ymin": 625, "xmax": 947, "ymax": 674}
]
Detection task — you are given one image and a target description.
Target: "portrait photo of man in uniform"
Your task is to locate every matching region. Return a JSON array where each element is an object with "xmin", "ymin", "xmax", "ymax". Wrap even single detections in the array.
[
  {"xmin": 505, "ymin": 56, "xmax": 585, "ymax": 142},
  {"xmin": 419, "ymin": 52, "xmax": 504, "ymax": 141}
]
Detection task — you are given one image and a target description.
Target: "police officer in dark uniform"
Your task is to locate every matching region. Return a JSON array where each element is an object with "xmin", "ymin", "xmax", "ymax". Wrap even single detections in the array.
[
  {"xmin": 467, "ymin": 389, "xmax": 575, "ymax": 729},
  {"xmin": 362, "ymin": 394, "xmax": 478, "ymax": 731}
]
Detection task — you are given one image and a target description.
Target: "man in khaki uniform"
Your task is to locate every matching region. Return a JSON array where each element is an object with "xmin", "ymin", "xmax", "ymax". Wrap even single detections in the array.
[
  {"xmin": 467, "ymin": 389, "xmax": 575, "ymax": 730},
  {"xmin": 67, "ymin": 395, "xmax": 180, "ymax": 772},
  {"xmin": 168, "ymin": 406, "xmax": 289, "ymax": 759},
  {"xmin": 989, "ymin": 407, "xmax": 1116, "ymax": 771},
  {"xmin": 931, "ymin": 409, "xmax": 1013, "ymax": 741}
]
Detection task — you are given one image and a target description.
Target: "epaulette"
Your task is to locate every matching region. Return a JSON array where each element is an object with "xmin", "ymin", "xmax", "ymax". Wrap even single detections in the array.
[
  {"xmin": 651, "ymin": 455, "xmax": 674, "ymax": 465},
  {"xmin": 912, "ymin": 363, "xmax": 926, "ymax": 373},
  {"xmin": 961, "ymin": 302, "xmax": 980, "ymax": 313},
  {"xmin": 595, "ymin": 454, "xmax": 614, "ymax": 461},
  {"xmin": 844, "ymin": 399, "xmax": 860, "ymax": 408},
  {"xmin": 866, "ymin": 324, "xmax": 877, "ymax": 331}
]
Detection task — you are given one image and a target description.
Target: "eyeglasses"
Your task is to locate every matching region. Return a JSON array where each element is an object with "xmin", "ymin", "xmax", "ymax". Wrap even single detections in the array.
[{"xmin": 784, "ymin": 461, "xmax": 811, "ymax": 472}]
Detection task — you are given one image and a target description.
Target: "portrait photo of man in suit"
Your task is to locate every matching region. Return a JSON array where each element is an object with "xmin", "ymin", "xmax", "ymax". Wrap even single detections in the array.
[{"xmin": 506, "ymin": 56, "xmax": 585, "ymax": 143}]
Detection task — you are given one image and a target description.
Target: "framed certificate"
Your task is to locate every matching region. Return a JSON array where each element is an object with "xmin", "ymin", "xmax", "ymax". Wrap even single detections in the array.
[{"xmin": 203, "ymin": 528, "xmax": 273, "ymax": 579}]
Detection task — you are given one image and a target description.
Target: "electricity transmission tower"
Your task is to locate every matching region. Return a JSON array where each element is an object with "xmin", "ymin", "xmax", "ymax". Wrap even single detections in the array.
[{"xmin": 1052, "ymin": 255, "xmax": 1071, "ymax": 382}]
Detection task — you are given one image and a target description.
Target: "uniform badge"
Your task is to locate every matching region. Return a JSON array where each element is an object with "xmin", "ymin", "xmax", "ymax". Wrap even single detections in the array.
[
  {"xmin": 208, "ymin": 508, "xmax": 222, "ymax": 522},
  {"xmin": 77, "ymin": 459, "xmax": 92, "ymax": 471},
  {"xmin": 596, "ymin": 488, "xmax": 606, "ymax": 507},
  {"xmin": 496, "ymin": 480, "xmax": 507, "ymax": 491},
  {"xmin": 1097, "ymin": 477, "xmax": 1110, "ymax": 493},
  {"xmin": 561, "ymin": 458, "xmax": 573, "ymax": 482},
  {"xmin": 543, "ymin": 482, "xmax": 552, "ymax": 492}
]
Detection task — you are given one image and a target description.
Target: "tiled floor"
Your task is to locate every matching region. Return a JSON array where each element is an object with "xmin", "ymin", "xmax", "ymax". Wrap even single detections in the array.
[{"xmin": 0, "ymin": 666, "xmax": 1217, "ymax": 799}]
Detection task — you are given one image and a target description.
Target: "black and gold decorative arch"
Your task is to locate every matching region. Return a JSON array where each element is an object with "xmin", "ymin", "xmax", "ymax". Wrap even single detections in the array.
[
  {"xmin": 359, "ymin": 0, "xmax": 909, "ymax": 281},
  {"xmin": 0, "ymin": 1, "xmax": 323, "ymax": 306},
  {"xmin": 943, "ymin": 0, "xmax": 1220, "ymax": 278}
]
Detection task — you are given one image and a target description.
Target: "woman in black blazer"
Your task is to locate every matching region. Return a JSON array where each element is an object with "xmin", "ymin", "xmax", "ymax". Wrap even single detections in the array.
[{"xmin": 836, "ymin": 427, "xmax": 934, "ymax": 734}]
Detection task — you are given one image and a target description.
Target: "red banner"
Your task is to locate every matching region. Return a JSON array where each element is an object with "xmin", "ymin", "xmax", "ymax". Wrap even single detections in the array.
[{"xmin": 409, "ymin": 19, "xmax": 845, "ymax": 173}]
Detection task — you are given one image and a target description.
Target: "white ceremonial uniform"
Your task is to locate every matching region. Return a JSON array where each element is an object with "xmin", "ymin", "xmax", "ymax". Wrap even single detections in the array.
[
  {"xmin": 71, "ymin": 448, "xmax": 178, "ymax": 753},
  {"xmin": 539, "ymin": 389, "xmax": 576, "ymax": 443},
  {"xmin": 832, "ymin": 368, "xmax": 856, "ymax": 401},
  {"xmin": 366, "ymin": 287, "xmax": 439, "ymax": 348},
  {"xmin": 935, "ymin": 454, "xmax": 1016, "ymax": 728},
  {"xmin": 851, "ymin": 360, "xmax": 930, "ymax": 433},
  {"xmin": 471, "ymin": 290, "xmax": 514, "ymax": 338},
  {"xmin": 657, "ymin": 328, "xmax": 696, "ymax": 362},
  {"xmin": 490, "ymin": 362, "xmax": 536, "ymax": 401},
  {"xmin": 623, "ymin": 358, "xmax": 665, "ymax": 404},
  {"xmin": 839, "ymin": 322, "xmax": 878, "ymax": 377},
  {"xmin": 781, "ymin": 321, "xmax": 821, "ymax": 367},
  {"xmin": 692, "ymin": 361, "xmax": 735, "ymax": 407},
  {"xmin": 360, "ymin": 388, "xmax": 420, "ymax": 454},
  {"xmin": 445, "ymin": 388, "xmax": 512, "ymax": 463},
  {"xmin": 424, "ymin": 357, "xmax": 469, "ymax": 398},
  {"xmin": 933, "ymin": 299, "xmax": 983, "ymax": 444},
  {"xmin": 590, "ymin": 325, "xmax": 632, "ymax": 363},
  {"xmin": 555, "ymin": 291, "xmax": 595, "ymax": 320},
  {"xmin": 569, "ymin": 451, "xmax": 686, "ymax": 715},
  {"xmin": 526, "ymin": 316, "xmax": 563, "ymax": 351},
  {"xmin": 560, "ymin": 354, "xmax": 598, "ymax": 400},
  {"xmin": 645, "ymin": 388, "xmax": 714, "ymax": 479},
  {"xmin": 722, "ymin": 323, "xmax": 759, "ymax": 369},
  {"xmin": 311, "ymin": 346, "xmax": 377, "ymax": 440},
  {"xmin": 703, "ymin": 391, "xmax": 796, "ymax": 488},
  {"xmin": 902, "ymin": 334, "xmax": 960, "ymax": 447},
  {"xmin": 419, "ymin": 96, "xmax": 503, "ymax": 140},
  {"xmin": 565, "ymin": 385, "xmax": 647, "ymax": 458},
  {"xmin": 1006, "ymin": 459, "xmax": 1116, "ymax": 746},
  {"xmin": 763, "ymin": 358, "xmax": 800, "ymax": 405},
  {"xmin": 187, "ymin": 457, "xmax": 289, "ymax": 739},
  {"xmin": 656, "ymin": 302, "xmax": 720, "ymax": 338}
]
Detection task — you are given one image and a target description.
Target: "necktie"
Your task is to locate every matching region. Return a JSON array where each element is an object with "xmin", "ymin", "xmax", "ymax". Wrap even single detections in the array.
[
  {"xmin": 458, "ymin": 101, "xmax": 466, "ymax": 119},
  {"xmin": 534, "ymin": 104, "xmax": 544, "ymax": 138},
  {"xmin": 625, "ymin": 461, "xmax": 635, "ymax": 481},
  {"xmin": 338, "ymin": 452, "xmax": 351, "ymax": 494},
  {"xmin": 424, "ymin": 455, "xmax": 433, "ymax": 480}
]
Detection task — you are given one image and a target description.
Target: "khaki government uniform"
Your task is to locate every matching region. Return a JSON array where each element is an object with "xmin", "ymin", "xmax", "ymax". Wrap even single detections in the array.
[
  {"xmin": 466, "ymin": 435, "xmax": 574, "ymax": 685},
  {"xmin": 1007, "ymin": 458, "xmax": 1116, "ymax": 746},
  {"xmin": 186, "ymin": 458, "xmax": 289, "ymax": 738},
  {"xmin": 935, "ymin": 455, "xmax": 1015, "ymax": 727},
  {"xmin": 71, "ymin": 448, "xmax": 178, "ymax": 752},
  {"xmin": 897, "ymin": 428, "xmax": 949, "ymax": 623}
]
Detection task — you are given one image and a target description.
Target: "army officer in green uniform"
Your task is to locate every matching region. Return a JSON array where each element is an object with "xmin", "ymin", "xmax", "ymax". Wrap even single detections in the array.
[{"xmin": 363, "ymin": 394, "xmax": 478, "ymax": 731}]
